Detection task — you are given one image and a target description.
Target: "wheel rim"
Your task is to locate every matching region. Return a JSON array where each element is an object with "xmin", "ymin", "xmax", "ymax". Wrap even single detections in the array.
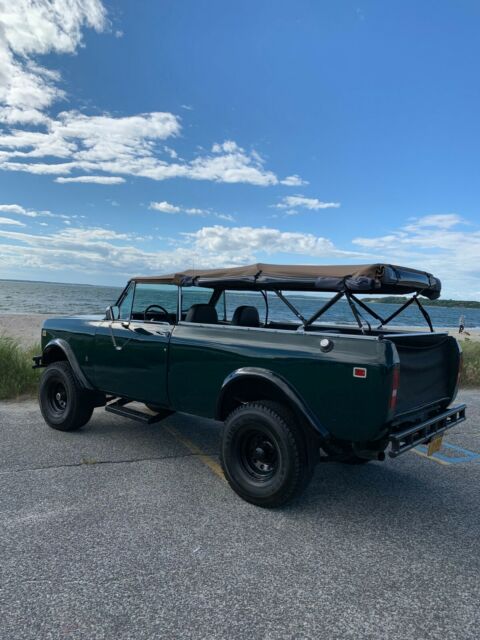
[
  {"xmin": 48, "ymin": 380, "xmax": 68, "ymax": 416},
  {"xmin": 239, "ymin": 429, "xmax": 279, "ymax": 481}
]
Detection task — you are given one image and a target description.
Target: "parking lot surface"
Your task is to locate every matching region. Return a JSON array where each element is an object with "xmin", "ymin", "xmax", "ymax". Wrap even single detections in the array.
[{"xmin": 1, "ymin": 390, "xmax": 479, "ymax": 640}]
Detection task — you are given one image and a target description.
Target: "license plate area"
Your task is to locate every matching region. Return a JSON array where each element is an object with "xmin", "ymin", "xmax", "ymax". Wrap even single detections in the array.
[{"xmin": 389, "ymin": 405, "xmax": 466, "ymax": 458}]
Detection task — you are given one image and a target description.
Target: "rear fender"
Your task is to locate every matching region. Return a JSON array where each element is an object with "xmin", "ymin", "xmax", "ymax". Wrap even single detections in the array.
[{"xmin": 216, "ymin": 367, "xmax": 331, "ymax": 444}]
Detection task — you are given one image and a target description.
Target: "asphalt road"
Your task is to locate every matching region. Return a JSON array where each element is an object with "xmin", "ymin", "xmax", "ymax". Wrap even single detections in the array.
[{"xmin": 1, "ymin": 390, "xmax": 479, "ymax": 640}]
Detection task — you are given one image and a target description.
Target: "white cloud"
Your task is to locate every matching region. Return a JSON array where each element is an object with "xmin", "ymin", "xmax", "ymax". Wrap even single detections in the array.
[
  {"xmin": 0, "ymin": 2, "xmax": 304, "ymax": 188},
  {"xmin": 55, "ymin": 175, "xmax": 126, "ymax": 184},
  {"xmin": 0, "ymin": 216, "xmax": 364, "ymax": 280},
  {"xmin": 0, "ymin": 0, "xmax": 106, "ymax": 124},
  {"xmin": 280, "ymin": 175, "xmax": 309, "ymax": 186},
  {"xmin": 149, "ymin": 201, "xmax": 181, "ymax": 214},
  {"xmin": 188, "ymin": 225, "xmax": 361, "ymax": 261},
  {"xmin": 404, "ymin": 214, "xmax": 463, "ymax": 231},
  {"xmin": 0, "ymin": 202, "xmax": 75, "ymax": 220},
  {"xmin": 184, "ymin": 207, "xmax": 206, "ymax": 216},
  {"xmin": 274, "ymin": 195, "xmax": 341, "ymax": 211},
  {"xmin": 149, "ymin": 200, "xmax": 235, "ymax": 221},
  {"xmin": 0, "ymin": 114, "xmax": 292, "ymax": 185},
  {"xmin": 0, "ymin": 216, "xmax": 25, "ymax": 226},
  {"xmin": 352, "ymin": 214, "xmax": 480, "ymax": 298},
  {"xmin": 0, "ymin": 203, "xmax": 32, "ymax": 215}
]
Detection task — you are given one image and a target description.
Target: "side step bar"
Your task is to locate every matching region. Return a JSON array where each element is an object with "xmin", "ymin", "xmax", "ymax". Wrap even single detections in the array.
[
  {"xmin": 105, "ymin": 398, "xmax": 173, "ymax": 424},
  {"xmin": 389, "ymin": 404, "xmax": 466, "ymax": 458}
]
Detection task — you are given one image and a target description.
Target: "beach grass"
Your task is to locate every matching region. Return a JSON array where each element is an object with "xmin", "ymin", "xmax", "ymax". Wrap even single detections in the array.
[
  {"xmin": 0, "ymin": 336, "xmax": 41, "ymax": 400},
  {"xmin": 460, "ymin": 340, "xmax": 480, "ymax": 388}
]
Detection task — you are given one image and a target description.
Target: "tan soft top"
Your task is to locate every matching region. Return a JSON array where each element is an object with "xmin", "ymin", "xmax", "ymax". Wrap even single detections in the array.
[{"xmin": 133, "ymin": 262, "xmax": 441, "ymax": 299}]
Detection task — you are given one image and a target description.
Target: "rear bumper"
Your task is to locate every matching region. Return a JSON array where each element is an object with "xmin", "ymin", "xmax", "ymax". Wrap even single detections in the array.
[{"xmin": 389, "ymin": 404, "xmax": 466, "ymax": 458}]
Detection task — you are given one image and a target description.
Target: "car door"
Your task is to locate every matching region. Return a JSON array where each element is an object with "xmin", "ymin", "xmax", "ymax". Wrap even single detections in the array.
[{"xmin": 93, "ymin": 282, "xmax": 175, "ymax": 406}]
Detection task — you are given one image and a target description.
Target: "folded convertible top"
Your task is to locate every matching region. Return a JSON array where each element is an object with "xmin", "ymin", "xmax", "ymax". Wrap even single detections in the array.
[{"xmin": 133, "ymin": 263, "xmax": 441, "ymax": 299}]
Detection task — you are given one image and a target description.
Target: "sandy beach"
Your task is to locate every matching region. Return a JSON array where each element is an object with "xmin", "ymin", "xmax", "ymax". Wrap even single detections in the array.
[
  {"xmin": 0, "ymin": 314, "xmax": 56, "ymax": 347},
  {"xmin": 1, "ymin": 313, "xmax": 479, "ymax": 348}
]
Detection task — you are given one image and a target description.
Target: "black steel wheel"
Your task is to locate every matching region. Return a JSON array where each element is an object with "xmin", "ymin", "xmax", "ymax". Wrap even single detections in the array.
[
  {"xmin": 220, "ymin": 401, "xmax": 312, "ymax": 508},
  {"xmin": 39, "ymin": 361, "xmax": 94, "ymax": 431}
]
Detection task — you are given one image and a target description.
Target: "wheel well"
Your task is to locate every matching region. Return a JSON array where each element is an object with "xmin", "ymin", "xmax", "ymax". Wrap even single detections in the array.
[
  {"xmin": 43, "ymin": 345, "xmax": 67, "ymax": 365},
  {"xmin": 217, "ymin": 376, "xmax": 322, "ymax": 447}
]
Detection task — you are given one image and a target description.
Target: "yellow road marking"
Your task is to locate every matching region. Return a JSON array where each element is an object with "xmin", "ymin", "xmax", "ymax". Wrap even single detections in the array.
[
  {"xmin": 164, "ymin": 425, "xmax": 226, "ymax": 482},
  {"xmin": 411, "ymin": 448, "xmax": 451, "ymax": 465}
]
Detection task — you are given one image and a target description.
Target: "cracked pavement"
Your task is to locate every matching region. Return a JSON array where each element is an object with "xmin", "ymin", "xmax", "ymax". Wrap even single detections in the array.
[{"xmin": 1, "ymin": 390, "xmax": 479, "ymax": 640}]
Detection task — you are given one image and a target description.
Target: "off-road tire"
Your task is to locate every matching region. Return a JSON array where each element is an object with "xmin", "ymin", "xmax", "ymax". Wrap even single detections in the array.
[
  {"xmin": 220, "ymin": 401, "xmax": 313, "ymax": 508},
  {"xmin": 39, "ymin": 361, "xmax": 94, "ymax": 431}
]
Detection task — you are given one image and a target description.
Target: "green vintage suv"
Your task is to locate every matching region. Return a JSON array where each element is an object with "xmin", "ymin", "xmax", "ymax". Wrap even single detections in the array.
[{"xmin": 34, "ymin": 263, "xmax": 466, "ymax": 507}]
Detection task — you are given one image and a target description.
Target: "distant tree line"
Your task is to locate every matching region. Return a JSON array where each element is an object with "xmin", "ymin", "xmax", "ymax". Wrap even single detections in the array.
[{"xmin": 362, "ymin": 296, "xmax": 480, "ymax": 308}]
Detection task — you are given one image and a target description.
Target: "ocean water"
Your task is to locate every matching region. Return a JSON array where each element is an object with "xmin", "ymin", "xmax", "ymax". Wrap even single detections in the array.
[{"xmin": 1, "ymin": 279, "xmax": 479, "ymax": 329}]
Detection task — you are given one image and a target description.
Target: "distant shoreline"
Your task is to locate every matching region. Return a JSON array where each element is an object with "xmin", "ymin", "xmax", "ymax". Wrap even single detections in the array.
[
  {"xmin": 363, "ymin": 296, "xmax": 480, "ymax": 309},
  {"xmin": 0, "ymin": 277, "xmax": 119, "ymax": 289}
]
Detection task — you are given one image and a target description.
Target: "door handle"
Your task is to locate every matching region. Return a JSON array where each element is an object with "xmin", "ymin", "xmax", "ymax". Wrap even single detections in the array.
[{"xmin": 121, "ymin": 321, "xmax": 130, "ymax": 328}]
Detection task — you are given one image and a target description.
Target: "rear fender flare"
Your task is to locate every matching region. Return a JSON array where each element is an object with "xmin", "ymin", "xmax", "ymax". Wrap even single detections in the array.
[
  {"xmin": 215, "ymin": 367, "xmax": 330, "ymax": 442},
  {"xmin": 42, "ymin": 338, "xmax": 93, "ymax": 390}
]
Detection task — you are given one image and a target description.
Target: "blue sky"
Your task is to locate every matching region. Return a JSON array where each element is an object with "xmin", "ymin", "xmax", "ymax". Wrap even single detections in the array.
[{"xmin": 0, "ymin": 0, "xmax": 479, "ymax": 298}]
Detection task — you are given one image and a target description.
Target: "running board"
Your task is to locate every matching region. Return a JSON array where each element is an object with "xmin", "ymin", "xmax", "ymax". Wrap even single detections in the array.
[{"xmin": 105, "ymin": 398, "xmax": 173, "ymax": 424}]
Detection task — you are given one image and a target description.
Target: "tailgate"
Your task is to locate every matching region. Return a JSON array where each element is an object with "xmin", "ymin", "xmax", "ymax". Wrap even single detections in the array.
[{"xmin": 386, "ymin": 333, "xmax": 461, "ymax": 417}]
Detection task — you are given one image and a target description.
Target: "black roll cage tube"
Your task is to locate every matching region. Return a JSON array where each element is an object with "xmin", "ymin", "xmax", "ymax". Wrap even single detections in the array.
[{"xmin": 210, "ymin": 285, "xmax": 434, "ymax": 334}]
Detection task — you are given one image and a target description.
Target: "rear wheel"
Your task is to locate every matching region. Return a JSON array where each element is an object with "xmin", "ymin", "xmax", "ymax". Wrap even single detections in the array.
[
  {"xmin": 220, "ymin": 401, "xmax": 313, "ymax": 508},
  {"xmin": 39, "ymin": 361, "xmax": 94, "ymax": 431}
]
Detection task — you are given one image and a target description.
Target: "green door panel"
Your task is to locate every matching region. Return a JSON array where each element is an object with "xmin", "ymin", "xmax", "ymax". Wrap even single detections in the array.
[
  {"xmin": 168, "ymin": 323, "xmax": 395, "ymax": 442},
  {"xmin": 94, "ymin": 320, "xmax": 170, "ymax": 404}
]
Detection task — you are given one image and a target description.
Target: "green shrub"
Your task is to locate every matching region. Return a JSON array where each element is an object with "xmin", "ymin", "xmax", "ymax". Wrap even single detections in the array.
[
  {"xmin": 460, "ymin": 341, "xmax": 480, "ymax": 388},
  {"xmin": 0, "ymin": 336, "xmax": 41, "ymax": 400}
]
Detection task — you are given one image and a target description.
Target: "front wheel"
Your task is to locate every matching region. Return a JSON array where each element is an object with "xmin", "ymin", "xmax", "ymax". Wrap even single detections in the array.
[
  {"xmin": 220, "ymin": 401, "xmax": 313, "ymax": 508},
  {"xmin": 39, "ymin": 361, "xmax": 94, "ymax": 431}
]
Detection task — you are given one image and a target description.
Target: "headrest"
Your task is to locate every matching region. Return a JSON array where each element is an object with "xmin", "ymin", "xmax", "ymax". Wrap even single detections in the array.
[
  {"xmin": 185, "ymin": 303, "xmax": 218, "ymax": 324},
  {"xmin": 231, "ymin": 305, "xmax": 260, "ymax": 327}
]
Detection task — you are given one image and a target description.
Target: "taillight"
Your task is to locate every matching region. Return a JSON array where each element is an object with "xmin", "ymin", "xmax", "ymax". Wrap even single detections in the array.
[
  {"xmin": 454, "ymin": 350, "xmax": 463, "ymax": 398},
  {"xmin": 389, "ymin": 366, "xmax": 400, "ymax": 414}
]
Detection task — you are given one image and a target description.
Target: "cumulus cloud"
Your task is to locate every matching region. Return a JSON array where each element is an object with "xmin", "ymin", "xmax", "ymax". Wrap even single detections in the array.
[
  {"xmin": 149, "ymin": 201, "xmax": 234, "ymax": 221},
  {"xmin": 0, "ymin": 203, "xmax": 32, "ymax": 216},
  {"xmin": 0, "ymin": 4, "xmax": 304, "ymax": 187},
  {"xmin": 404, "ymin": 214, "xmax": 463, "ymax": 231},
  {"xmin": 274, "ymin": 195, "xmax": 341, "ymax": 212},
  {"xmin": 187, "ymin": 225, "xmax": 361, "ymax": 261},
  {"xmin": 0, "ymin": 0, "xmax": 106, "ymax": 124},
  {"xmin": 0, "ymin": 212, "xmax": 364, "ymax": 280},
  {"xmin": 0, "ymin": 202, "xmax": 75, "ymax": 220},
  {"xmin": 280, "ymin": 175, "xmax": 309, "ymax": 186},
  {"xmin": 55, "ymin": 175, "xmax": 126, "ymax": 184},
  {"xmin": 0, "ymin": 216, "xmax": 25, "ymax": 226},
  {"xmin": 149, "ymin": 201, "xmax": 181, "ymax": 214},
  {"xmin": 352, "ymin": 214, "xmax": 480, "ymax": 298}
]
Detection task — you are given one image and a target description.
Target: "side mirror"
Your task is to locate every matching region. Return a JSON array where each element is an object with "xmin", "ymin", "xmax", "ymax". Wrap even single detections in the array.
[{"xmin": 105, "ymin": 305, "xmax": 119, "ymax": 321}]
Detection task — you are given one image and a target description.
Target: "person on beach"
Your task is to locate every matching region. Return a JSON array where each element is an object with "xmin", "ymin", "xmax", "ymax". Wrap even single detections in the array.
[{"xmin": 459, "ymin": 314, "xmax": 465, "ymax": 333}]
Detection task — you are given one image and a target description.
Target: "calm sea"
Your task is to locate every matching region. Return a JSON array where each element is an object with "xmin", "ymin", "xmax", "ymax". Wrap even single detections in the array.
[{"xmin": 1, "ymin": 279, "xmax": 479, "ymax": 329}]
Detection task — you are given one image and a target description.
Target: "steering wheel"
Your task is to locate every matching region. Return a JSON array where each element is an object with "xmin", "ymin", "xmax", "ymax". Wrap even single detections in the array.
[{"xmin": 143, "ymin": 304, "xmax": 171, "ymax": 323}]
